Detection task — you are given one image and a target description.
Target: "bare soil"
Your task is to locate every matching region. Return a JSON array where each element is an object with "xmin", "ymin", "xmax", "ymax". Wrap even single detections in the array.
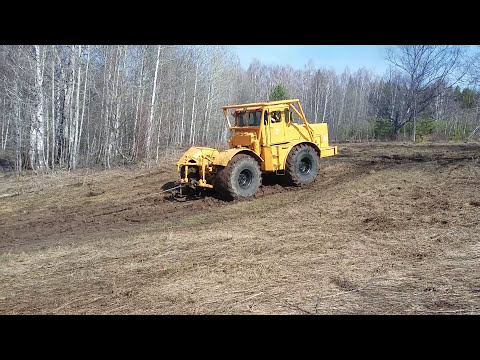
[{"xmin": 1, "ymin": 141, "xmax": 479, "ymax": 314}]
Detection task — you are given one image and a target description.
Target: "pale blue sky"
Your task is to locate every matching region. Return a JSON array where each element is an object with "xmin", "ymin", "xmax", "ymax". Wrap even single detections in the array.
[{"xmin": 233, "ymin": 45, "xmax": 393, "ymax": 75}]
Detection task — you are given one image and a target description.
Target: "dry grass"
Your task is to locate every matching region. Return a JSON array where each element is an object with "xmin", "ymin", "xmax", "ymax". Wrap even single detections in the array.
[{"xmin": 1, "ymin": 141, "xmax": 479, "ymax": 314}]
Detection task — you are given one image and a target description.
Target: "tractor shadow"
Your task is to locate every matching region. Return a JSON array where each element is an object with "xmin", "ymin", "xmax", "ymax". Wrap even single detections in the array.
[
  {"xmin": 253, "ymin": 172, "xmax": 299, "ymax": 198},
  {"xmin": 160, "ymin": 175, "xmax": 290, "ymax": 203},
  {"xmin": 261, "ymin": 172, "xmax": 290, "ymax": 187}
]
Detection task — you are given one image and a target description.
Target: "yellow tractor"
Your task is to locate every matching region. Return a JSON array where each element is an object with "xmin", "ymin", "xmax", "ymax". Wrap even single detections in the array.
[{"xmin": 174, "ymin": 99, "xmax": 337, "ymax": 200}]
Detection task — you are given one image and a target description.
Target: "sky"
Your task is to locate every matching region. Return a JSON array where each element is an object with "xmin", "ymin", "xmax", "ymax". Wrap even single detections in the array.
[{"xmin": 233, "ymin": 45, "xmax": 393, "ymax": 75}]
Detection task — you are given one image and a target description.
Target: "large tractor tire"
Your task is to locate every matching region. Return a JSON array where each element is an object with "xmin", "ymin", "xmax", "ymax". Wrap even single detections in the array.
[
  {"xmin": 285, "ymin": 144, "xmax": 319, "ymax": 186},
  {"xmin": 215, "ymin": 154, "xmax": 262, "ymax": 200}
]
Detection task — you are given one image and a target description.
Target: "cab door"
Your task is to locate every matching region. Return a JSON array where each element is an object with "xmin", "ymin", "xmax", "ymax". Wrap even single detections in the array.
[{"xmin": 269, "ymin": 110, "xmax": 286, "ymax": 145}]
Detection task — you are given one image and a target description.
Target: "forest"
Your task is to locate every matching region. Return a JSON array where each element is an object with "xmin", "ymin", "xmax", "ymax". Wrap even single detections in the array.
[{"xmin": 0, "ymin": 45, "xmax": 479, "ymax": 172}]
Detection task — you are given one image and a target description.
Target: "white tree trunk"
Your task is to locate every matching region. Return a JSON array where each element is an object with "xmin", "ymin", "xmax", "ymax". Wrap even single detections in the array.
[
  {"xmin": 146, "ymin": 45, "xmax": 161, "ymax": 160},
  {"xmin": 132, "ymin": 46, "xmax": 146, "ymax": 159},
  {"xmin": 156, "ymin": 101, "xmax": 166, "ymax": 162},
  {"xmin": 64, "ymin": 46, "xmax": 75, "ymax": 167},
  {"xmin": 180, "ymin": 70, "xmax": 187, "ymax": 145},
  {"xmin": 203, "ymin": 47, "xmax": 217, "ymax": 144},
  {"xmin": 71, "ymin": 45, "xmax": 82, "ymax": 169},
  {"xmin": 314, "ymin": 83, "xmax": 319, "ymax": 123},
  {"xmin": 112, "ymin": 45, "xmax": 123, "ymax": 158},
  {"xmin": 189, "ymin": 60, "xmax": 199, "ymax": 145},
  {"xmin": 322, "ymin": 81, "xmax": 330, "ymax": 123},
  {"xmin": 103, "ymin": 49, "xmax": 111, "ymax": 168},
  {"xmin": 100, "ymin": 47, "xmax": 109, "ymax": 167},
  {"xmin": 14, "ymin": 80, "xmax": 22, "ymax": 171},
  {"xmin": 77, "ymin": 45, "xmax": 90, "ymax": 163},
  {"xmin": 1, "ymin": 98, "xmax": 10, "ymax": 151},
  {"xmin": 50, "ymin": 46, "xmax": 56, "ymax": 169},
  {"xmin": 203, "ymin": 83, "xmax": 212, "ymax": 144},
  {"xmin": 31, "ymin": 45, "xmax": 46, "ymax": 170}
]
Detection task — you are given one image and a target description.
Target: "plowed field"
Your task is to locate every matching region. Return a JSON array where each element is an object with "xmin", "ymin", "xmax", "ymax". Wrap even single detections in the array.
[{"xmin": 1, "ymin": 141, "xmax": 479, "ymax": 314}]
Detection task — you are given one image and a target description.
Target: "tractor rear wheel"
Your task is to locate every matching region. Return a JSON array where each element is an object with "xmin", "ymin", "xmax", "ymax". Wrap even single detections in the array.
[
  {"xmin": 285, "ymin": 144, "xmax": 319, "ymax": 186},
  {"xmin": 215, "ymin": 154, "xmax": 262, "ymax": 200}
]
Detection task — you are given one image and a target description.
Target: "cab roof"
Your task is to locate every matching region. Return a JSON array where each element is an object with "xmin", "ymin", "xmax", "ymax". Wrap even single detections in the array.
[{"xmin": 223, "ymin": 99, "xmax": 300, "ymax": 110}]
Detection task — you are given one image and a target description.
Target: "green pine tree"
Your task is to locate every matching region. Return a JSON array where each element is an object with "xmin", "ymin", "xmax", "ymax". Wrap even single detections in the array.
[{"xmin": 269, "ymin": 84, "xmax": 289, "ymax": 101}]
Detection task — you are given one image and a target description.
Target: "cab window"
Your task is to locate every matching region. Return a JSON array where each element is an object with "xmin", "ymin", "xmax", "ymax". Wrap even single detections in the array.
[
  {"xmin": 270, "ymin": 110, "xmax": 282, "ymax": 124},
  {"xmin": 235, "ymin": 110, "xmax": 261, "ymax": 127},
  {"xmin": 235, "ymin": 111, "xmax": 247, "ymax": 126},
  {"xmin": 248, "ymin": 111, "xmax": 261, "ymax": 126}
]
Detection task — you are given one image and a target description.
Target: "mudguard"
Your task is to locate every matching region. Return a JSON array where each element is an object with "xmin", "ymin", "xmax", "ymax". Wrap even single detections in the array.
[{"xmin": 212, "ymin": 148, "xmax": 263, "ymax": 167}]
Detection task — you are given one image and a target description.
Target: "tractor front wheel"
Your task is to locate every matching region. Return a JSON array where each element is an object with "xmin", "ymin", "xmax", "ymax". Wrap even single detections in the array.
[
  {"xmin": 285, "ymin": 144, "xmax": 319, "ymax": 186},
  {"xmin": 215, "ymin": 154, "xmax": 262, "ymax": 200}
]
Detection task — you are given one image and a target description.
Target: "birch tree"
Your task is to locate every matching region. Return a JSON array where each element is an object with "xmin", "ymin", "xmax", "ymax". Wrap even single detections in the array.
[
  {"xmin": 30, "ymin": 45, "xmax": 46, "ymax": 170},
  {"xmin": 146, "ymin": 45, "xmax": 161, "ymax": 160}
]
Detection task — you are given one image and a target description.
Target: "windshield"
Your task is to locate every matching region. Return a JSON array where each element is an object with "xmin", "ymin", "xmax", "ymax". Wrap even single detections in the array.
[{"xmin": 235, "ymin": 110, "xmax": 262, "ymax": 127}]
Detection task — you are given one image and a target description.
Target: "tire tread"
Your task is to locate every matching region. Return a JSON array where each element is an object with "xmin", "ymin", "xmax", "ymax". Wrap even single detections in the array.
[
  {"xmin": 215, "ymin": 154, "xmax": 262, "ymax": 200},
  {"xmin": 285, "ymin": 144, "xmax": 319, "ymax": 186}
]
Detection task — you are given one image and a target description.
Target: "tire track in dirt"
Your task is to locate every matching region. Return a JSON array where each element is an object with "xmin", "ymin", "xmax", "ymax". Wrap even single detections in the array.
[
  {"xmin": 0, "ymin": 160, "xmax": 371, "ymax": 253},
  {"xmin": 1, "ymin": 142, "xmax": 478, "ymax": 254}
]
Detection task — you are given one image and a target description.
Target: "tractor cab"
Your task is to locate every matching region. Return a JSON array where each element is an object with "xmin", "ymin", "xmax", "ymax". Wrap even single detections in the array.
[
  {"xmin": 226, "ymin": 107, "xmax": 263, "ymax": 152},
  {"xmin": 226, "ymin": 104, "xmax": 294, "ymax": 150}
]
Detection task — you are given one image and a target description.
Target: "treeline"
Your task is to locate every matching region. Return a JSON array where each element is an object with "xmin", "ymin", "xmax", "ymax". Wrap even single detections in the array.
[{"xmin": 0, "ymin": 45, "xmax": 478, "ymax": 172}]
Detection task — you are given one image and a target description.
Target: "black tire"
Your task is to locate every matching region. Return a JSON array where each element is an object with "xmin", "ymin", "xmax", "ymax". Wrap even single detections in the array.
[
  {"xmin": 285, "ymin": 144, "xmax": 319, "ymax": 186},
  {"xmin": 215, "ymin": 154, "xmax": 262, "ymax": 200}
]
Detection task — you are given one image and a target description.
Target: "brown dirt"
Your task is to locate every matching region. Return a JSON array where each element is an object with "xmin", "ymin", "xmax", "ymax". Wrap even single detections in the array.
[{"xmin": 1, "ymin": 141, "xmax": 479, "ymax": 314}]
